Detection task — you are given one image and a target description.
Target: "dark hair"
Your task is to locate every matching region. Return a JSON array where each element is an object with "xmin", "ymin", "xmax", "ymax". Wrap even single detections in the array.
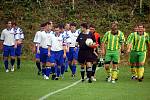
[
  {"xmin": 89, "ymin": 24, "xmax": 95, "ymax": 28},
  {"xmin": 58, "ymin": 23, "xmax": 65, "ymax": 29},
  {"xmin": 12, "ymin": 21, "xmax": 17, "ymax": 26},
  {"xmin": 70, "ymin": 22, "xmax": 77, "ymax": 27},
  {"xmin": 81, "ymin": 23, "xmax": 88, "ymax": 29}
]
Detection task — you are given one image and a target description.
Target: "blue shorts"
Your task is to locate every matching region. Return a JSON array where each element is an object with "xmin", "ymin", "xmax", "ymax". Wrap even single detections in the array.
[
  {"xmin": 35, "ymin": 47, "xmax": 40, "ymax": 59},
  {"xmin": 39, "ymin": 47, "xmax": 48, "ymax": 63},
  {"xmin": 15, "ymin": 45, "xmax": 22, "ymax": 56},
  {"xmin": 68, "ymin": 47, "xmax": 78, "ymax": 61},
  {"xmin": 3, "ymin": 45, "xmax": 15, "ymax": 57},
  {"xmin": 47, "ymin": 50, "xmax": 64, "ymax": 66}
]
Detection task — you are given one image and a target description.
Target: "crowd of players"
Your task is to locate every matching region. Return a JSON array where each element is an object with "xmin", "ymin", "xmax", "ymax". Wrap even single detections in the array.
[{"xmin": 0, "ymin": 20, "xmax": 149, "ymax": 83}]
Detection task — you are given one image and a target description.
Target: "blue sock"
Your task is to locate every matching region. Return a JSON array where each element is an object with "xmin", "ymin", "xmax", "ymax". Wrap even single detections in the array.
[
  {"xmin": 72, "ymin": 64, "xmax": 76, "ymax": 75},
  {"xmin": 42, "ymin": 68, "xmax": 46, "ymax": 75},
  {"xmin": 51, "ymin": 66, "xmax": 55, "ymax": 74},
  {"xmin": 61, "ymin": 65, "xmax": 65, "ymax": 75},
  {"xmin": 4, "ymin": 60, "xmax": 8, "ymax": 70},
  {"xmin": 65, "ymin": 58, "xmax": 69, "ymax": 71},
  {"xmin": 10, "ymin": 59, "xmax": 15, "ymax": 66},
  {"xmin": 46, "ymin": 67, "xmax": 51, "ymax": 77},
  {"xmin": 69, "ymin": 64, "xmax": 73, "ymax": 71},
  {"xmin": 56, "ymin": 66, "xmax": 60, "ymax": 77}
]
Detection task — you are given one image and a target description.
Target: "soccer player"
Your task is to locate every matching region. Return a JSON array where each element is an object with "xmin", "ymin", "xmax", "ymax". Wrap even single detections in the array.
[
  {"xmin": 33, "ymin": 23, "xmax": 45, "ymax": 75},
  {"xmin": 12, "ymin": 22, "xmax": 24, "ymax": 69},
  {"xmin": 0, "ymin": 21, "xmax": 17, "ymax": 72},
  {"xmin": 64, "ymin": 23, "xmax": 70, "ymax": 72},
  {"xmin": 101, "ymin": 21, "xmax": 125, "ymax": 83},
  {"xmin": 89, "ymin": 24, "xmax": 100, "ymax": 81},
  {"xmin": 126, "ymin": 25, "xmax": 138, "ymax": 79},
  {"xmin": 127, "ymin": 24, "xmax": 150, "ymax": 82},
  {"xmin": 36, "ymin": 22, "xmax": 52, "ymax": 79},
  {"xmin": 67, "ymin": 22, "xmax": 80, "ymax": 78},
  {"xmin": 76, "ymin": 23, "xmax": 97, "ymax": 83},
  {"xmin": 47, "ymin": 25, "xmax": 67, "ymax": 80}
]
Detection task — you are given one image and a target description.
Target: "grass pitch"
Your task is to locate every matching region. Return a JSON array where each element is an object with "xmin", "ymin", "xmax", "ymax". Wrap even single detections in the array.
[{"xmin": 0, "ymin": 60, "xmax": 150, "ymax": 100}]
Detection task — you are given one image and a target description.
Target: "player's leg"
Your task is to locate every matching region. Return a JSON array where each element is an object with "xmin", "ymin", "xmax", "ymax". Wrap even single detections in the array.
[
  {"xmin": 3, "ymin": 45, "xmax": 9, "ymax": 72},
  {"xmin": 104, "ymin": 51, "xmax": 112, "ymax": 81},
  {"xmin": 129, "ymin": 51, "xmax": 137, "ymax": 79},
  {"xmin": 136, "ymin": 52, "xmax": 146, "ymax": 82},
  {"xmin": 10, "ymin": 46, "xmax": 15, "ymax": 72},
  {"xmin": 111, "ymin": 50, "xmax": 120, "ymax": 83},
  {"xmin": 35, "ymin": 53, "xmax": 41, "ymax": 75},
  {"xmin": 15, "ymin": 45, "xmax": 22, "ymax": 69}
]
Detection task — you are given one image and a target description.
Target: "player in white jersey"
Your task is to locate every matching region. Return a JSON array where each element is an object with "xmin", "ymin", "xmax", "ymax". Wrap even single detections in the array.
[
  {"xmin": 67, "ymin": 22, "xmax": 80, "ymax": 78},
  {"xmin": 0, "ymin": 21, "xmax": 17, "ymax": 72},
  {"xmin": 12, "ymin": 22, "xmax": 24, "ymax": 69},
  {"xmin": 47, "ymin": 25, "xmax": 67, "ymax": 80},
  {"xmin": 64, "ymin": 23, "xmax": 70, "ymax": 72},
  {"xmin": 33, "ymin": 23, "xmax": 45, "ymax": 75},
  {"xmin": 36, "ymin": 22, "xmax": 53, "ymax": 79}
]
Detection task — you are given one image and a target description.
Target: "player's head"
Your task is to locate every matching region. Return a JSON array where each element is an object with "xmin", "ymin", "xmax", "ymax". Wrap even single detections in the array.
[
  {"xmin": 133, "ymin": 25, "xmax": 138, "ymax": 32},
  {"xmin": 89, "ymin": 24, "xmax": 96, "ymax": 33},
  {"xmin": 58, "ymin": 23, "xmax": 65, "ymax": 33},
  {"xmin": 54, "ymin": 25, "xmax": 60, "ymax": 34},
  {"xmin": 12, "ymin": 21, "xmax": 17, "ymax": 27},
  {"xmin": 111, "ymin": 21, "xmax": 118, "ymax": 34},
  {"xmin": 138, "ymin": 24, "xmax": 144, "ymax": 35},
  {"xmin": 81, "ymin": 23, "xmax": 88, "ymax": 32},
  {"xmin": 48, "ymin": 20, "xmax": 53, "ymax": 30},
  {"xmin": 6, "ymin": 20, "xmax": 12, "ymax": 28},
  {"xmin": 70, "ymin": 22, "xmax": 77, "ymax": 32},
  {"xmin": 65, "ymin": 23, "xmax": 70, "ymax": 31},
  {"xmin": 42, "ymin": 22, "xmax": 50, "ymax": 32}
]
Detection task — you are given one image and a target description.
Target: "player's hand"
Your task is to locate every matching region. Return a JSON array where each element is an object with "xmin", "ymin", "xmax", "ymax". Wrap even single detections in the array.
[
  {"xmin": 48, "ymin": 52, "xmax": 51, "ymax": 57},
  {"xmin": 101, "ymin": 49, "xmax": 105, "ymax": 56},
  {"xmin": 63, "ymin": 53, "xmax": 66, "ymax": 58},
  {"xmin": 126, "ymin": 49, "xmax": 130, "ymax": 54},
  {"xmin": 37, "ymin": 49, "xmax": 40, "ymax": 54},
  {"xmin": 14, "ymin": 45, "xmax": 17, "ymax": 48}
]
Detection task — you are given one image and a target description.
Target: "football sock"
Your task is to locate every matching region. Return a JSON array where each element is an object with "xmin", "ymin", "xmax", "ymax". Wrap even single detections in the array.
[
  {"xmin": 87, "ymin": 67, "xmax": 92, "ymax": 79},
  {"xmin": 80, "ymin": 67, "xmax": 85, "ymax": 79},
  {"xmin": 111, "ymin": 69, "xmax": 118, "ymax": 81},
  {"xmin": 17, "ymin": 58, "xmax": 20, "ymax": 67},
  {"xmin": 137, "ymin": 66, "xmax": 144, "ymax": 79},
  {"xmin": 45, "ymin": 67, "xmax": 51, "ymax": 77},
  {"xmin": 92, "ymin": 64, "xmax": 97, "ymax": 76},
  {"xmin": 72, "ymin": 64, "xmax": 76, "ymax": 75},
  {"xmin": 4, "ymin": 60, "xmax": 8, "ymax": 70},
  {"xmin": 36, "ymin": 61, "xmax": 41, "ymax": 72},
  {"xmin": 10, "ymin": 59, "xmax": 15, "ymax": 66},
  {"xmin": 61, "ymin": 65, "xmax": 65, "ymax": 75}
]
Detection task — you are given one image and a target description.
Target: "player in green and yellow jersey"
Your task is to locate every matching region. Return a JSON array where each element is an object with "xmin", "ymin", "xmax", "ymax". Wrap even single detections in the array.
[
  {"xmin": 126, "ymin": 25, "xmax": 138, "ymax": 80},
  {"xmin": 101, "ymin": 21, "xmax": 125, "ymax": 83},
  {"xmin": 127, "ymin": 24, "xmax": 150, "ymax": 82}
]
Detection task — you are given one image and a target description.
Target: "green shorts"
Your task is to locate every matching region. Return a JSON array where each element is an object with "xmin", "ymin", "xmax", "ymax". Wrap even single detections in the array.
[
  {"xmin": 130, "ymin": 51, "xmax": 146, "ymax": 64},
  {"xmin": 105, "ymin": 50, "xmax": 120, "ymax": 64}
]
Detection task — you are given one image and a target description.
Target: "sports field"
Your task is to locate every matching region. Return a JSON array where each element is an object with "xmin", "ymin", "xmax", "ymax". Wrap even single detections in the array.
[{"xmin": 0, "ymin": 60, "xmax": 150, "ymax": 100}]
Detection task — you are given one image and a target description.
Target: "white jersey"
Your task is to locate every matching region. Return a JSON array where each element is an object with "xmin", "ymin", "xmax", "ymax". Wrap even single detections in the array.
[
  {"xmin": 67, "ymin": 30, "xmax": 80, "ymax": 47},
  {"xmin": 36, "ymin": 31, "xmax": 51, "ymax": 48},
  {"xmin": 13, "ymin": 27, "xmax": 24, "ymax": 40},
  {"xmin": 48, "ymin": 33, "xmax": 65, "ymax": 51},
  {"xmin": 0, "ymin": 28, "xmax": 16, "ymax": 46}
]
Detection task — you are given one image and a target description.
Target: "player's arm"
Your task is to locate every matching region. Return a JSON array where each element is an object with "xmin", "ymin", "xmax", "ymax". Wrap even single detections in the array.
[
  {"xmin": 0, "ymin": 31, "xmax": 5, "ymax": 50},
  {"xmin": 120, "ymin": 33, "xmax": 125, "ymax": 53},
  {"xmin": 126, "ymin": 33, "xmax": 134, "ymax": 53},
  {"xmin": 101, "ymin": 32, "xmax": 108, "ymax": 55}
]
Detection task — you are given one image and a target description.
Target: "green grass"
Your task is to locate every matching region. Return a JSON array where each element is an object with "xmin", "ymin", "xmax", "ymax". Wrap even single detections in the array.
[{"xmin": 0, "ymin": 60, "xmax": 150, "ymax": 100}]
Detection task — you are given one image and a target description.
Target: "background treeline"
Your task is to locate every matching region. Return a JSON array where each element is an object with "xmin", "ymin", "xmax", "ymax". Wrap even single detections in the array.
[{"xmin": 0, "ymin": 0, "xmax": 150, "ymax": 58}]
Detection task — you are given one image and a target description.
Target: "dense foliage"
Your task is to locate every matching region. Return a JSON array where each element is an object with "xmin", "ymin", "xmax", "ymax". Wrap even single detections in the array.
[{"xmin": 0, "ymin": 0, "xmax": 150, "ymax": 57}]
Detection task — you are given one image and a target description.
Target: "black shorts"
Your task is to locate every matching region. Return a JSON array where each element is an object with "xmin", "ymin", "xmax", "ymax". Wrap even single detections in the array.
[{"xmin": 78, "ymin": 49, "xmax": 97, "ymax": 64}]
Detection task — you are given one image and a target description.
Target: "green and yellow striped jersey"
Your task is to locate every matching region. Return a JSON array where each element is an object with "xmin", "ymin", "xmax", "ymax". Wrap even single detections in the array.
[
  {"xmin": 101, "ymin": 30, "xmax": 125, "ymax": 50},
  {"xmin": 128, "ymin": 32, "xmax": 150, "ymax": 52},
  {"xmin": 126, "ymin": 32, "xmax": 135, "ymax": 50}
]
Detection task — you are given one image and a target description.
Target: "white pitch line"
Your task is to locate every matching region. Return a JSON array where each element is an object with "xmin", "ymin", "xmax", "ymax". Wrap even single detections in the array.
[{"xmin": 39, "ymin": 67, "xmax": 100, "ymax": 100}]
